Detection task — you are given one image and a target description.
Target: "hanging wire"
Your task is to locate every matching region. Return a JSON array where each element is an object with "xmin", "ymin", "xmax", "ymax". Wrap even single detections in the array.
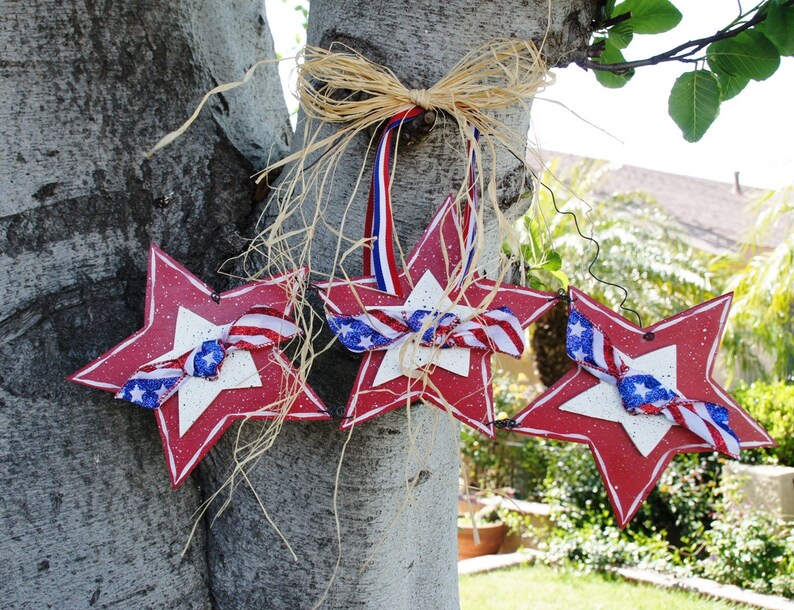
[
  {"xmin": 539, "ymin": 179, "xmax": 644, "ymax": 328},
  {"xmin": 319, "ymin": 405, "xmax": 354, "ymax": 420},
  {"xmin": 499, "ymin": 146, "xmax": 644, "ymax": 327}
]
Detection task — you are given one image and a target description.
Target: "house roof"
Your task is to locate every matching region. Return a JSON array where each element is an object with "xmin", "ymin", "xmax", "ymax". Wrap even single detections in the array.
[{"xmin": 542, "ymin": 151, "xmax": 780, "ymax": 253}]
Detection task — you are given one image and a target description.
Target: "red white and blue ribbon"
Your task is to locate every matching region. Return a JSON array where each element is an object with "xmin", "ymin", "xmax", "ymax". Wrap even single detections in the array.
[
  {"xmin": 458, "ymin": 124, "xmax": 480, "ymax": 288},
  {"xmin": 116, "ymin": 306, "xmax": 301, "ymax": 409},
  {"xmin": 566, "ymin": 304, "xmax": 741, "ymax": 457},
  {"xmin": 364, "ymin": 107, "xmax": 425, "ymax": 296},
  {"xmin": 327, "ymin": 305, "xmax": 525, "ymax": 357},
  {"xmin": 364, "ymin": 109, "xmax": 480, "ymax": 296}
]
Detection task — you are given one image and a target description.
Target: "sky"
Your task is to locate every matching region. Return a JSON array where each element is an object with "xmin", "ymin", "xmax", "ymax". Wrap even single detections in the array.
[{"xmin": 265, "ymin": 0, "xmax": 793, "ymax": 189}]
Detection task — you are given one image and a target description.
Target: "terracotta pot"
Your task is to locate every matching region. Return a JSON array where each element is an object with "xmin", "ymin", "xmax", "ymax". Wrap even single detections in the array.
[{"xmin": 457, "ymin": 522, "xmax": 507, "ymax": 560}]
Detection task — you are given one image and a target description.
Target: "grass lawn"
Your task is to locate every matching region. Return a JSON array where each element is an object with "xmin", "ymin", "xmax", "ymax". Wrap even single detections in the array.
[{"xmin": 459, "ymin": 564, "xmax": 752, "ymax": 610}]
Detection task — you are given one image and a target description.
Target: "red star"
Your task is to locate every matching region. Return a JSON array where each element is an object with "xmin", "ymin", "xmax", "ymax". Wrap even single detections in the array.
[
  {"xmin": 69, "ymin": 245, "xmax": 328, "ymax": 487},
  {"xmin": 511, "ymin": 287, "xmax": 775, "ymax": 527},
  {"xmin": 315, "ymin": 197, "xmax": 558, "ymax": 437}
]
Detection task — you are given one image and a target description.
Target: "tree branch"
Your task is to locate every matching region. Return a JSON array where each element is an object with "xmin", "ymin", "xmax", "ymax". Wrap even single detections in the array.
[{"xmin": 581, "ymin": 0, "xmax": 793, "ymax": 74}]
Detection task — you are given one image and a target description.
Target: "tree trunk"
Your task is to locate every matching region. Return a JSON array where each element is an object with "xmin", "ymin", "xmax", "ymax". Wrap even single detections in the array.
[
  {"xmin": 1, "ymin": 0, "xmax": 596, "ymax": 608},
  {"xmin": 532, "ymin": 300, "xmax": 574, "ymax": 387},
  {"xmin": 200, "ymin": 2, "xmax": 596, "ymax": 609},
  {"xmin": 0, "ymin": 1, "xmax": 289, "ymax": 607}
]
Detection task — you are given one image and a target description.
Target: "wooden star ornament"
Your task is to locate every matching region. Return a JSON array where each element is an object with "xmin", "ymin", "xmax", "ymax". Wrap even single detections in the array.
[
  {"xmin": 510, "ymin": 287, "xmax": 775, "ymax": 527},
  {"xmin": 315, "ymin": 196, "xmax": 558, "ymax": 436},
  {"xmin": 68, "ymin": 245, "xmax": 328, "ymax": 487}
]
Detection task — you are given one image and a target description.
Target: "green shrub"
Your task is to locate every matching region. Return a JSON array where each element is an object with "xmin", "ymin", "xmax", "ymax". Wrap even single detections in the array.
[
  {"xmin": 460, "ymin": 426, "xmax": 552, "ymax": 501},
  {"xmin": 542, "ymin": 443, "xmax": 720, "ymax": 546},
  {"xmin": 542, "ymin": 459, "xmax": 794, "ymax": 599},
  {"xmin": 544, "ymin": 517, "xmax": 671, "ymax": 573},
  {"xmin": 650, "ymin": 453, "xmax": 722, "ymax": 547},
  {"xmin": 699, "ymin": 508, "xmax": 794, "ymax": 598},
  {"xmin": 542, "ymin": 444, "xmax": 614, "ymax": 528},
  {"xmin": 732, "ymin": 380, "xmax": 794, "ymax": 466}
]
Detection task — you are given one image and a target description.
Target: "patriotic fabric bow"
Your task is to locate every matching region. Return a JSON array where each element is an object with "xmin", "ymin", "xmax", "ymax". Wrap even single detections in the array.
[
  {"xmin": 327, "ymin": 306, "xmax": 525, "ymax": 357},
  {"xmin": 117, "ymin": 306, "xmax": 301, "ymax": 409},
  {"xmin": 566, "ymin": 304, "xmax": 740, "ymax": 458}
]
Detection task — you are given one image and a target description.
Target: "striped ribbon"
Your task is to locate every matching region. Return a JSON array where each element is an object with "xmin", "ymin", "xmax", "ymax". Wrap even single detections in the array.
[
  {"xmin": 116, "ymin": 306, "xmax": 301, "ymax": 409},
  {"xmin": 364, "ymin": 108, "xmax": 480, "ymax": 295},
  {"xmin": 566, "ymin": 304, "xmax": 740, "ymax": 457},
  {"xmin": 327, "ymin": 305, "xmax": 525, "ymax": 357},
  {"xmin": 458, "ymin": 125, "xmax": 480, "ymax": 288},
  {"xmin": 364, "ymin": 107, "xmax": 424, "ymax": 296}
]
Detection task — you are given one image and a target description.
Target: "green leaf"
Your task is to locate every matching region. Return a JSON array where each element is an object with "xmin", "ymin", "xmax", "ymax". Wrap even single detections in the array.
[
  {"xmin": 547, "ymin": 268, "xmax": 570, "ymax": 290},
  {"xmin": 593, "ymin": 39, "xmax": 635, "ymax": 89},
  {"xmin": 707, "ymin": 30, "xmax": 781, "ymax": 81},
  {"xmin": 608, "ymin": 21, "xmax": 634, "ymax": 49},
  {"xmin": 521, "ymin": 217, "xmax": 543, "ymax": 260},
  {"xmin": 716, "ymin": 71, "xmax": 749, "ymax": 101},
  {"xmin": 612, "ymin": 0, "xmax": 682, "ymax": 34},
  {"xmin": 758, "ymin": 1, "xmax": 794, "ymax": 56},
  {"xmin": 528, "ymin": 274, "xmax": 545, "ymax": 291},
  {"xmin": 540, "ymin": 250, "xmax": 562, "ymax": 272},
  {"xmin": 668, "ymin": 70, "xmax": 721, "ymax": 142}
]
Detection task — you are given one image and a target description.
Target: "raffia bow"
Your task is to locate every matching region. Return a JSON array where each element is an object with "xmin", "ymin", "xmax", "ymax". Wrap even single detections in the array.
[
  {"xmin": 295, "ymin": 40, "xmax": 548, "ymax": 129},
  {"xmin": 147, "ymin": 39, "xmax": 549, "ymax": 179}
]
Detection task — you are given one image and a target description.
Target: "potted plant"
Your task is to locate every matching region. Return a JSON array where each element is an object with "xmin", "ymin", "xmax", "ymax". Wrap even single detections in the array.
[{"xmin": 457, "ymin": 505, "xmax": 507, "ymax": 560}]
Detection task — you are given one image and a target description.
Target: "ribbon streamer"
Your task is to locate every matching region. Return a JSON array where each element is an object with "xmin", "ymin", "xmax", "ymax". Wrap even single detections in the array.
[
  {"xmin": 117, "ymin": 306, "xmax": 301, "ymax": 409},
  {"xmin": 565, "ymin": 304, "xmax": 740, "ymax": 457},
  {"xmin": 459, "ymin": 125, "xmax": 480, "ymax": 287},
  {"xmin": 363, "ymin": 107, "xmax": 424, "ymax": 296},
  {"xmin": 327, "ymin": 306, "xmax": 525, "ymax": 357},
  {"xmin": 364, "ymin": 111, "xmax": 481, "ymax": 296}
]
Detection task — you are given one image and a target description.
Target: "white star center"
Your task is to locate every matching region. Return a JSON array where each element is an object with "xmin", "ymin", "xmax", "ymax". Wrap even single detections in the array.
[
  {"xmin": 148, "ymin": 307, "xmax": 263, "ymax": 437},
  {"xmin": 560, "ymin": 345, "xmax": 678, "ymax": 457},
  {"xmin": 372, "ymin": 271, "xmax": 477, "ymax": 386}
]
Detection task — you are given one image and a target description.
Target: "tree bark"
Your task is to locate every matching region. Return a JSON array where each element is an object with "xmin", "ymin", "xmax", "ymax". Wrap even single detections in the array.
[
  {"xmin": 1, "ymin": 1, "xmax": 596, "ymax": 608},
  {"xmin": 200, "ymin": 2, "xmax": 597, "ymax": 609},
  {"xmin": 0, "ymin": 1, "xmax": 289, "ymax": 607}
]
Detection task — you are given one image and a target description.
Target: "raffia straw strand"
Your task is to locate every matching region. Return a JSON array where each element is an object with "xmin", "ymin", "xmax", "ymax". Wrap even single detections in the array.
[
  {"xmin": 310, "ymin": 422, "xmax": 356, "ymax": 610},
  {"xmin": 145, "ymin": 57, "xmax": 282, "ymax": 158}
]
